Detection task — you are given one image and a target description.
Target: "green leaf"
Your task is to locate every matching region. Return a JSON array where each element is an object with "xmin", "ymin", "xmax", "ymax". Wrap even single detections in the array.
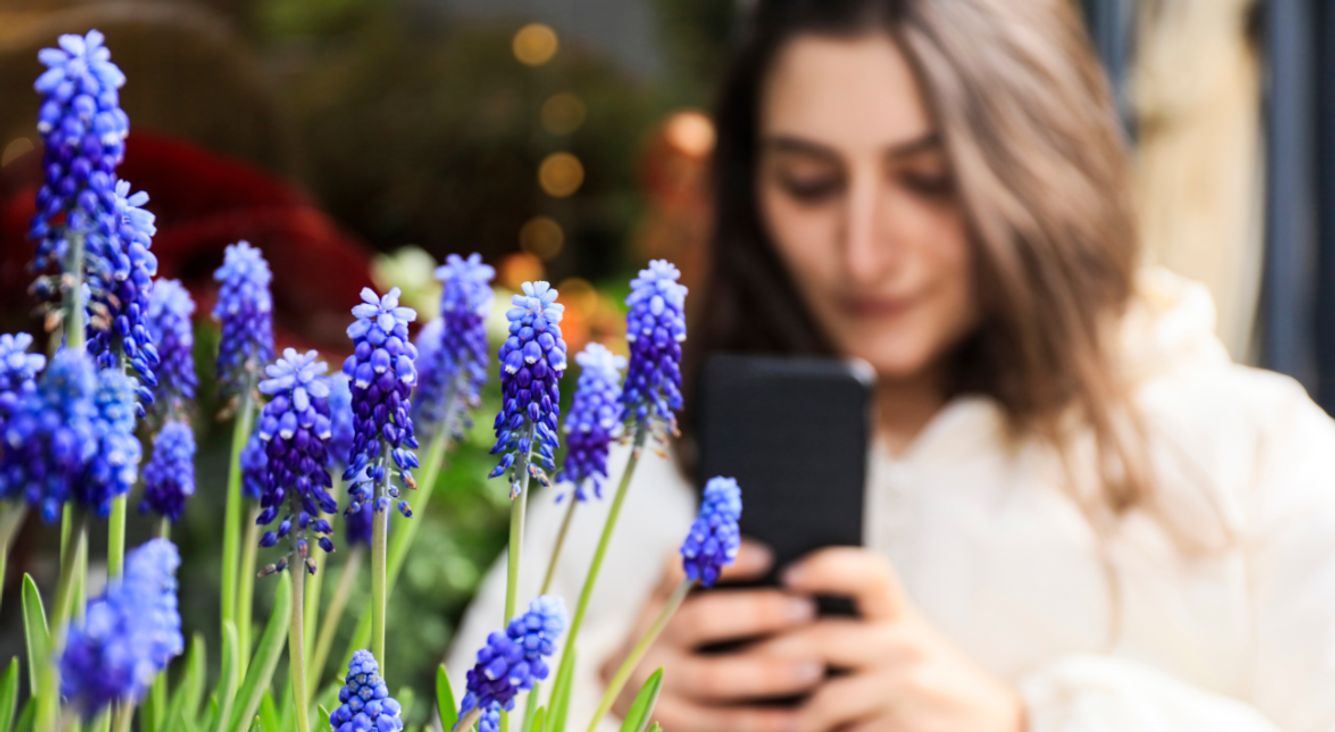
[
  {"xmin": 203, "ymin": 695, "xmax": 219, "ymax": 732},
  {"xmin": 0, "ymin": 657, "xmax": 19, "ymax": 732},
  {"xmin": 257, "ymin": 691, "xmax": 279, "ymax": 732},
  {"xmin": 163, "ymin": 633, "xmax": 207, "ymax": 728},
  {"xmin": 397, "ymin": 687, "xmax": 416, "ymax": 722},
  {"xmin": 317, "ymin": 705, "xmax": 331, "ymax": 727},
  {"xmin": 617, "ymin": 668, "xmax": 664, "ymax": 732},
  {"xmin": 435, "ymin": 664, "xmax": 457, "ymax": 732},
  {"xmin": 548, "ymin": 648, "xmax": 576, "ymax": 731},
  {"xmin": 215, "ymin": 621, "xmax": 240, "ymax": 730},
  {"xmin": 646, "ymin": 724, "xmax": 662, "ymax": 732},
  {"xmin": 228, "ymin": 579, "xmax": 291, "ymax": 732},
  {"xmin": 13, "ymin": 698, "xmax": 33, "ymax": 732},
  {"xmin": 529, "ymin": 705, "xmax": 547, "ymax": 732},
  {"xmin": 20, "ymin": 575, "xmax": 49, "ymax": 696}
]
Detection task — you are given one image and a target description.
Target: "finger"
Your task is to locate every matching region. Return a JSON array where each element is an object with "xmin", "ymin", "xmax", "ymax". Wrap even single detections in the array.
[
  {"xmin": 665, "ymin": 590, "xmax": 816, "ymax": 648},
  {"xmin": 795, "ymin": 672, "xmax": 893, "ymax": 732},
  {"xmin": 672, "ymin": 652, "xmax": 825, "ymax": 702},
  {"xmin": 751, "ymin": 618, "xmax": 921, "ymax": 670},
  {"xmin": 652, "ymin": 696, "xmax": 802, "ymax": 732},
  {"xmin": 782, "ymin": 547, "xmax": 907, "ymax": 621}
]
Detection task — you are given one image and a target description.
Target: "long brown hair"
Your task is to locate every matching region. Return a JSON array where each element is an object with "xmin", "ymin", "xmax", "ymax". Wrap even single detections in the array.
[{"xmin": 685, "ymin": 0, "xmax": 1155, "ymax": 532}]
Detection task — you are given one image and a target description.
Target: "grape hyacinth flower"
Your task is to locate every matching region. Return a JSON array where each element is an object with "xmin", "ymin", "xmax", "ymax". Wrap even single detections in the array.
[
  {"xmin": 329, "ymin": 650, "xmax": 404, "ymax": 732},
  {"xmin": 489, "ymin": 281, "xmax": 567, "ymax": 496},
  {"xmin": 457, "ymin": 596, "xmax": 567, "ymax": 728},
  {"xmin": 29, "ymin": 30, "xmax": 128, "ymax": 274},
  {"xmin": 327, "ymin": 374, "xmax": 355, "ymax": 469},
  {"xmin": 85, "ymin": 179, "xmax": 159, "ymax": 406},
  {"xmin": 59, "ymin": 538, "xmax": 183, "ymax": 717},
  {"xmin": 680, "ymin": 476, "xmax": 743, "ymax": 587},
  {"xmin": 240, "ymin": 429, "xmax": 267, "ymax": 500},
  {"xmin": 0, "ymin": 348, "xmax": 97, "ymax": 521},
  {"xmin": 139, "ymin": 420, "xmax": 195, "ymax": 522},
  {"xmin": 620, "ymin": 260, "xmax": 687, "ymax": 442},
  {"xmin": 556, "ymin": 343, "xmax": 625, "ymax": 502},
  {"xmin": 342, "ymin": 287, "xmax": 419, "ymax": 521},
  {"xmin": 255, "ymin": 348, "xmax": 337, "ymax": 575},
  {"xmin": 588, "ymin": 476, "xmax": 744, "ymax": 730},
  {"xmin": 144, "ymin": 278, "xmax": 196, "ymax": 419},
  {"xmin": 85, "ymin": 367, "xmax": 143, "ymax": 515},
  {"xmin": 0, "ymin": 333, "xmax": 45, "ymax": 431},
  {"xmin": 414, "ymin": 252, "xmax": 494, "ymax": 442},
  {"xmin": 213, "ymin": 241, "xmax": 274, "ymax": 402}
]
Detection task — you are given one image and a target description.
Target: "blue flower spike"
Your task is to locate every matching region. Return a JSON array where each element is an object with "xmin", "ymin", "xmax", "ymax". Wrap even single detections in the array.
[
  {"xmin": 139, "ymin": 420, "xmax": 195, "ymax": 522},
  {"xmin": 555, "ymin": 343, "xmax": 625, "ymax": 502},
  {"xmin": 457, "ymin": 595, "xmax": 567, "ymax": 727},
  {"xmin": 680, "ymin": 476, "xmax": 743, "ymax": 588},
  {"xmin": 255, "ymin": 348, "xmax": 337, "ymax": 575},
  {"xmin": 342, "ymin": 287, "xmax": 419, "ymax": 524},
  {"xmin": 414, "ymin": 253, "xmax": 494, "ymax": 442},
  {"xmin": 144, "ymin": 278, "xmax": 197, "ymax": 419},
  {"xmin": 213, "ymin": 241, "xmax": 274, "ymax": 406},
  {"xmin": 59, "ymin": 538, "xmax": 183, "ymax": 717},
  {"xmin": 329, "ymin": 650, "xmax": 404, "ymax": 732},
  {"xmin": 0, "ymin": 333, "xmax": 45, "ymax": 432},
  {"xmin": 488, "ymin": 281, "xmax": 567, "ymax": 497},
  {"xmin": 621, "ymin": 260, "xmax": 687, "ymax": 444}
]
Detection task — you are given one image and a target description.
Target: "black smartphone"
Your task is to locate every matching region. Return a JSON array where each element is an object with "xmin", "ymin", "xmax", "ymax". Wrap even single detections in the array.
[{"xmin": 696, "ymin": 353, "xmax": 873, "ymax": 601}]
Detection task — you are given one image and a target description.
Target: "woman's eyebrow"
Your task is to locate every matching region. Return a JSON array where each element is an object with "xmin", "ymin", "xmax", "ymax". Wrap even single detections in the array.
[{"xmin": 761, "ymin": 131, "xmax": 941, "ymax": 160}]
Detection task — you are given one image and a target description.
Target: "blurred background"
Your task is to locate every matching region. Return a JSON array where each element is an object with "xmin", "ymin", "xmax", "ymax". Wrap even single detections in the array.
[{"xmin": 0, "ymin": 0, "xmax": 1331, "ymax": 725}]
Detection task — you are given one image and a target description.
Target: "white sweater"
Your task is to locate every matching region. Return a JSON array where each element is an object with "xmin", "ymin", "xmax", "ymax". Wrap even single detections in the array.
[{"xmin": 446, "ymin": 272, "xmax": 1335, "ymax": 731}]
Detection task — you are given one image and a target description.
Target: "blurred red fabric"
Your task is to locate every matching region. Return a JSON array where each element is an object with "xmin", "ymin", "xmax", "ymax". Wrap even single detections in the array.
[{"xmin": 0, "ymin": 132, "xmax": 374, "ymax": 354}]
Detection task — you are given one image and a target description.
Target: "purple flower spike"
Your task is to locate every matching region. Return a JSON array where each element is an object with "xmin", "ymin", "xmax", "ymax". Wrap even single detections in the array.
[
  {"xmin": 213, "ymin": 241, "xmax": 274, "ymax": 403},
  {"xmin": 330, "ymin": 650, "xmax": 404, "ymax": 732},
  {"xmin": 255, "ymin": 348, "xmax": 336, "ymax": 574},
  {"xmin": 621, "ymin": 260, "xmax": 687, "ymax": 442},
  {"xmin": 414, "ymin": 253, "xmax": 494, "ymax": 442},
  {"xmin": 59, "ymin": 538, "xmax": 183, "ymax": 718},
  {"xmin": 459, "ymin": 595, "xmax": 567, "ymax": 721},
  {"xmin": 680, "ymin": 476, "xmax": 742, "ymax": 588},
  {"xmin": 342, "ymin": 287, "xmax": 419, "ymax": 527},
  {"xmin": 488, "ymin": 281, "xmax": 567, "ymax": 497},
  {"xmin": 139, "ymin": 420, "xmax": 195, "ymax": 522},
  {"xmin": 555, "ymin": 343, "xmax": 624, "ymax": 502}
]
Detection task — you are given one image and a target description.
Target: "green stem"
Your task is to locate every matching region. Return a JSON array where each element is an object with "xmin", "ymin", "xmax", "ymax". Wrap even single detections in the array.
[
  {"xmin": 64, "ymin": 229, "xmax": 86, "ymax": 351},
  {"xmin": 587, "ymin": 579, "xmax": 691, "ymax": 732},
  {"xmin": 236, "ymin": 504, "xmax": 261, "ymax": 669},
  {"xmin": 221, "ymin": 393, "xmax": 255, "ymax": 666},
  {"xmin": 336, "ymin": 430, "xmax": 449, "ymax": 670},
  {"xmin": 39, "ymin": 515, "xmax": 88, "ymax": 730},
  {"xmin": 0, "ymin": 503, "xmax": 27, "ymax": 612},
  {"xmin": 310, "ymin": 547, "xmax": 362, "ymax": 682},
  {"xmin": 304, "ymin": 528, "xmax": 326, "ymax": 665},
  {"xmin": 158, "ymin": 517, "xmax": 170, "ymax": 539},
  {"xmin": 455, "ymin": 707, "xmax": 482, "ymax": 732},
  {"xmin": 289, "ymin": 562, "xmax": 311, "ymax": 732},
  {"xmin": 112, "ymin": 702, "xmax": 133, "ymax": 732},
  {"xmin": 107, "ymin": 493, "xmax": 126, "ymax": 579},
  {"xmin": 499, "ymin": 434, "xmax": 536, "ymax": 732},
  {"xmin": 540, "ymin": 496, "xmax": 579, "ymax": 595},
  {"xmin": 372, "ymin": 444, "xmax": 392, "ymax": 665},
  {"xmin": 550, "ymin": 427, "xmax": 646, "ymax": 710}
]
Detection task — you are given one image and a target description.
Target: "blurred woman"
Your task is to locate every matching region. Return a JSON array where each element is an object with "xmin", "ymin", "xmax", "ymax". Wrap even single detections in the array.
[{"xmin": 449, "ymin": 1, "xmax": 1335, "ymax": 730}]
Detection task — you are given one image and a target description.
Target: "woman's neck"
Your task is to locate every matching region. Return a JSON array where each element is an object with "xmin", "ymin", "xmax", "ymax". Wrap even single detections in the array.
[{"xmin": 874, "ymin": 368, "xmax": 948, "ymax": 457}]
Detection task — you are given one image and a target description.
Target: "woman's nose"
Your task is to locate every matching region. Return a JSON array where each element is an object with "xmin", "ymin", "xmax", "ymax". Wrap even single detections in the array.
[{"xmin": 839, "ymin": 175, "xmax": 896, "ymax": 285}]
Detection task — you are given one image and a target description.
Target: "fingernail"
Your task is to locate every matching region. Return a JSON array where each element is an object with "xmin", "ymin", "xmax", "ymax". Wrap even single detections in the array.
[
  {"xmin": 781, "ymin": 566, "xmax": 802, "ymax": 587},
  {"xmin": 788, "ymin": 598, "xmax": 815, "ymax": 622},
  {"xmin": 747, "ymin": 543, "xmax": 773, "ymax": 567},
  {"xmin": 795, "ymin": 662, "xmax": 824, "ymax": 682}
]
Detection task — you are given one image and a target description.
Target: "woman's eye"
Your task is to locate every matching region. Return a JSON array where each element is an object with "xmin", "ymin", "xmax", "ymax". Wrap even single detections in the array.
[
  {"xmin": 900, "ymin": 171, "xmax": 952, "ymax": 198},
  {"xmin": 778, "ymin": 175, "xmax": 842, "ymax": 203}
]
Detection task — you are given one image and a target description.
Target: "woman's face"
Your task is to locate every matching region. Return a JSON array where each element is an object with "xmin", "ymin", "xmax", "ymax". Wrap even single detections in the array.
[{"xmin": 757, "ymin": 33, "xmax": 977, "ymax": 382}]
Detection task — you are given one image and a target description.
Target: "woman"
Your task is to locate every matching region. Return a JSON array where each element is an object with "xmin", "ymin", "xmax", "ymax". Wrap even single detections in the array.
[{"xmin": 448, "ymin": 1, "xmax": 1335, "ymax": 730}]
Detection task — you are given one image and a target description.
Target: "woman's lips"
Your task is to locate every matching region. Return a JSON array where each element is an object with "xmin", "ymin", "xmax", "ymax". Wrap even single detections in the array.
[{"xmin": 842, "ymin": 294, "xmax": 918, "ymax": 318}]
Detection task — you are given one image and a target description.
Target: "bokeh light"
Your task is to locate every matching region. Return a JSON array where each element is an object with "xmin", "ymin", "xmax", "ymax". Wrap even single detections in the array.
[
  {"xmin": 538, "ymin": 152, "xmax": 584, "ymax": 198},
  {"xmin": 664, "ymin": 110, "xmax": 715, "ymax": 159},
  {"xmin": 519, "ymin": 216, "xmax": 565, "ymax": 261},
  {"xmin": 541, "ymin": 92, "xmax": 587, "ymax": 136},
  {"xmin": 512, "ymin": 23, "xmax": 559, "ymax": 67}
]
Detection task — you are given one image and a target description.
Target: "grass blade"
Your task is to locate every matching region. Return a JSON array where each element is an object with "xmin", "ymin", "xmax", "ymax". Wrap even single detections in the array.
[
  {"xmin": 0, "ymin": 657, "xmax": 19, "ymax": 732},
  {"xmin": 228, "ymin": 578, "xmax": 291, "ymax": 732},
  {"xmin": 257, "ymin": 692, "xmax": 279, "ymax": 732},
  {"xmin": 20, "ymin": 575, "xmax": 49, "ymax": 696},
  {"xmin": 548, "ymin": 648, "xmax": 576, "ymax": 732},
  {"xmin": 617, "ymin": 668, "xmax": 663, "ymax": 732},
  {"xmin": 436, "ymin": 664, "xmax": 457, "ymax": 732},
  {"xmin": 215, "ymin": 621, "xmax": 239, "ymax": 731},
  {"xmin": 164, "ymin": 633, "xmax": 206, "ymax": 729}
]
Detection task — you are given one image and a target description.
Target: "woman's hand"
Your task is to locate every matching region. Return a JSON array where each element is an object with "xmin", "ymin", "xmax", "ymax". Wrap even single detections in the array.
[
  {"xmin": 600, "ymin": 540, "xmax": 823, "ymax": 732},
  {"xmin": 755, "ymin": 547, "xmax": 1027, "ymax": 732}
]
